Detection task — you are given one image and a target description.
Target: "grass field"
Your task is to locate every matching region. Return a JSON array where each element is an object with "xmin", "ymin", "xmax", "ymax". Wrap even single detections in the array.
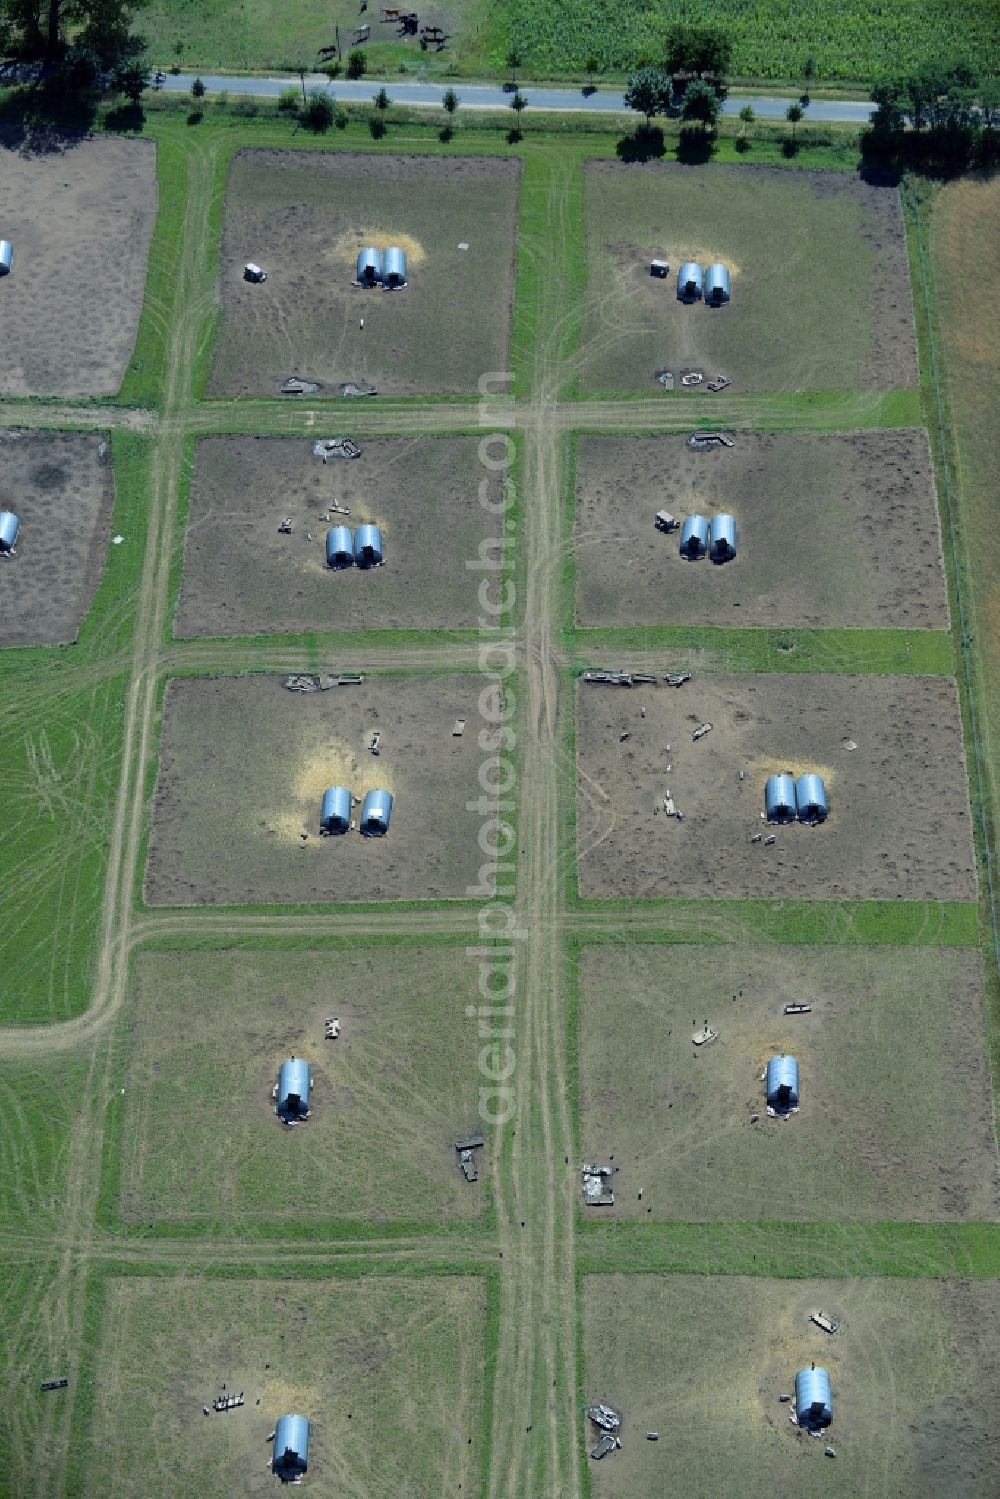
[
  {"xmin": 174, "ymin": 435, "xmax": 504, "ymax": 638},
  {"xmin": 582, "ymin": 1274, "xmax": 1000, "ymax": 1496},
  {"xmin": 579, "ymin": 162, "xmax": 917, "ymax": 396},
  {"xmin": 210, "ymin": 149, "xmax": 521, "ymax": 397},
  {"xmin": 138, "ymin": 0, "xmax": 1000, "ymax": 84},
  {"xmin": 116, "ymin": 943, "xmax": 490, "ymax": 1230},
  {"xmin": 577, "ymin": 943, "xmax": 997, "ymax": 1221},
  {"xmin": 576, "ymin": 673, "xmax": 976, "ymax": 902},
  {"xmin": 0, "ymin": 107, "xmax": 997, "ymax": 1499},
  {"xmin": 574, "ymin": 429, "xmax": 948, "ymax": 631},
  {"xmin": 144, "ymin": 673, "xmax": 492, "ymax": 906},
  {"xmin": 81, "ymin": 1274, "xmax": 487, "ymax": 1498}
]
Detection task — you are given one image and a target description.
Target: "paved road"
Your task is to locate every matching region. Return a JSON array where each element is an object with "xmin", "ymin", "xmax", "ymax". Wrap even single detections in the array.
[{"xmin": 163, "ymin": 70, "xmax": 876, "ymax": 122}]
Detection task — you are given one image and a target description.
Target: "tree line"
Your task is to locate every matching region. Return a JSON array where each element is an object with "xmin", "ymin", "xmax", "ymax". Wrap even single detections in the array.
[{"xmin": 0, "ymin": 0, "xmax": 149, "ymax": 100}]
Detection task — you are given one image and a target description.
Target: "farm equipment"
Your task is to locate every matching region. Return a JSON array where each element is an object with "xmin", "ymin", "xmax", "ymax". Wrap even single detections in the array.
[
  {"xmin": 810, "ymin": 1311, "xmax": 839, "ymax": 1334},
  {"xmin": 655, "ymin": 510, "xmax": 678, "ymax": 533},
  {"xmin": 692, "ymin": 721, "xmax": 713, "ymax": 741},
  {"xmin": 707, "ymin": 374, "xmax": 731, "ymax": 392},
  {"xmin": 784, "ymin": 1002, "xmax": 812, "ymax": 1015},
  {"xmin": 664, "ymin": 671, "xmax": 691, "ymax": 687},
  {"xmin": 688, "ymin": 430, "xmax": 735, "ymax": 449},
  {"xmin": 655, "ymin": 369, "xmax": 675, "ymax": 388}
]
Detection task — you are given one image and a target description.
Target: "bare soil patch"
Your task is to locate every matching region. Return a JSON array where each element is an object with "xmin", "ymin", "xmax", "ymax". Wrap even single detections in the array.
[
  {"xmin": 210, "ymin": 150, "xmax": 521, "ymax": 397},
  {"xmin": 174, "ymin": 435, "xmax": 504, "ymax": 638},
  {"xmin": 583, "ymin": 1275, "xmax": 1000, "ymax": 1498},
  {"xmin": 576, "ymin": 673, "xmax": 976, "ymax": 900},
  {"xmin": 578, "ymin": 943, "xmax": 997, "ymax": 1222},
  {"xmin": 580, "ymin": 162, "xmax": 917, "ymax": 393},
  {"xmin": 119, "ymin": 945, "xmax": 489, "ymax": 1226},
  {"xmin": 144, "ymin": 673, "xmax": 493, "ymax": 906},
  {"xmin": 575, "ymin": 430, "xmax": 948, "ymax": 630},
  {"xmin": 0, "ymin": 430, "xmax": 115, "ymax": 646},
  {"xmin": 0, "ymin": 134, "xmax": 156, "ymax": 396},
  {"xmin": 84, "ymin": 1275, "xmax": 485, "ymax": 1498}
]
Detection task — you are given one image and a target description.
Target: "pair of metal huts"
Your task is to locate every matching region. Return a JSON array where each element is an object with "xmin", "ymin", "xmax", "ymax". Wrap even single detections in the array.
[
  {"xmin": 0, "ymin": 510, "xmax": 20, "ymax": 553},
  {"xmin": 326, "ymin": 524, "xmax": 384, "ymax": 569},
  {"xmin": 679, "ymin": 513, "xmax": 737, "ymax": 563},
  {"xmin": 320, "ymin": 785, "xmax": 393, "ymax": 836},
  {"xmin": 764, "ymin": 773, "xmax": 829, "ymax": 825},
  {"xmin": 276, "ymin": 1057, "xmax": 311, "ymax": 1124},
  {"xmin": 676, "ymin": 262, "xmax": 730, "ymax": 304},
  {"xmin": 356, "ymin": 246, "xmax": 408, "ymax": 287},
  {"xmin": 273, "ymin": 1413, "xmax": 310, "ymax": 1477},
  {"xmin": 766, "ymin": 1054, "xmax": 800, "ymax": 1111}
]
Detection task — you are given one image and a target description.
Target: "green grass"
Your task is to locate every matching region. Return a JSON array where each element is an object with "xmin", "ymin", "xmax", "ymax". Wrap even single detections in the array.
[
  {"xmin": 580, "ymin": 1272, "xmax": 1000, "ymax": 1494},
  {"xmin": 570, "ymin": 626, "xmax": 954, "ymax": 674},
  {"xmin": 576, "ymin": 942, "xmax": 996, "ymax": 1222},
  {"xmin": 111, "ymin": 943, "xmax": 494, "ymax": 1236},
  {"xmin": 76, "ymin": 1273, "xmax": 488, "ymax": 1499},
  {"xmin": 0, "ymin": 433, "xmax": 151, "ymax": 1025},
  {"xmin": 0, "ymin": 1053, "xmax": 91, "ymax": 1233}
]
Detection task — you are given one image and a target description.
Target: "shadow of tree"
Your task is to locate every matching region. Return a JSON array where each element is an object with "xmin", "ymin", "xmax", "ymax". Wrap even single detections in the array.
[
  {"xmin": 676, "ymin": 126, "xmax": 715, "ymax": 164},
  {"xmin": 615, "ymin": 125, "xmax": 665, "ymax": 162}
]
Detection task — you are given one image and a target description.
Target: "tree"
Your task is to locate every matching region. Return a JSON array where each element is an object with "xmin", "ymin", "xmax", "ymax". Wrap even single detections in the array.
[
  {"xmin": 680, "ymin": 77, "xmax": 720, "ymax": 130},
  {"xmin": 191, "ymin": 75, "xmax": 205, "ymax": 99},
  {"xmin": 510, "ymin": 89, "xmax": 527, "ymax": 121},
  {"xmin": 1, "ymin": 0, "xmax": 150, "ymax": 88},
  {"xmin": 664, "ymin": 22, "xmax": 731, "ymax": 82},
  {"xmin": 870, "ymin": 74, "xmax": 908, "ymax": 133},
  {"xmin": 738, "ymin": 102, "xmax": 754, "ymax": 138},
  {"xmin": 301, "ymin": 87, "xmax": 334, "ymax": 132},
  {"xmin": 277, "ymin": 85, "xmax": 299, "ymax": 114},
  {"xmin": 623, "ymin": 65, "xmax": 671, "ymax": 127},
  {"xmin": 346, "ymin": 47, "xmax": 366, "ymax": 79},
  {"xmin": 786, "ymin": 100, "xmax": 803, "ymax": 139},
  {"xmin": 442, "ymin": 86, "xmax": 459, "ymax": 117},
  {"xmin": 373, "ymin": 85, "xmax": 390, "ymax": 115},
  {"xmin": 506, "ymin": 45, "xmax": 521, "ymax": 87},
  {"xmin": 802, "ymin": 53, "xmax": 815, "ymax": 101}
]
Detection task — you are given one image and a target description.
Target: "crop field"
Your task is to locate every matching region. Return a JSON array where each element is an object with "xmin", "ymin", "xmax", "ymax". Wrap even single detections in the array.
[
  {"xmin": 578, "ymin": 943, "xmax": 997, "ymax": 1221},
  {"xmin": 579, "ymin": 163, "xmax": 917, "ymax": 396},
  {"xmin": 82, "ymin": 1274, "xmax": 486, "ymax": 1498},
  {"xmin": 210, "ymin": 150, "xmax": 521, "ymax": 398},
  {"xmin": 138, "ymin": 0, "xmax": 1000, "ymax": 83},
  {"xmin": 574, "ymin": 430, "xmax": 949, "ymax": 631},
  {"xmin": 116, "ymin": 944, "xmax": 489, "ymax": 1228},
  {"xmin": 576, "ymin": 673, "xmax": 976, "ymax": 901},
  {"xmin": 0, "ymin": 431, "xmax": 116, "ymax": 647},
  {"xmin": 144, "ymin": 673, "xmax": 490, "ymax": 906},
  {"xmin": 582, "ymin": 1274, "xmax": 1000, "ymax": 1497},
  {"xmin": 0, "ymin": 136, "xmax": 156, "ymax": 398},
  {"xmin": 174, "ymin": 435, "xmax": 503, "ymax": 638}
]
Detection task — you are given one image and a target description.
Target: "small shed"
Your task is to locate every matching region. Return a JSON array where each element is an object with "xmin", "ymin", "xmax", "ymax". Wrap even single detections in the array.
[
  {"xmin": 766, "ymin": 1053, "xmax": 800, "ymax": 1111},
  {"xmin": 276, "ymin": 1058, "xmax": 311, "ymax": 1123},
  {"xmin": 677, "ymin": 262, "xmax": 703, "ymax": 302},
  {"xmin": 353, "ymin": 523, "xmax": 384, "ymax": 569},
  {"xmin": 325, "ymin": 525, "xmax": 354, "ymax": 570},
  {"xmin": 0, "ymin": 241, "xmax": 13, "ymax": 276},
  {"xmin": 356, "ymin": 247, "xmax": 383, "ymax": 285},
  {"xmin": 709, "ymin": 513, "xmax": 737, "ymax": 563},
  {"xmin": 0, "ymin": 510, "xmax": 20, "ymax": 554},
  {"xmin": 649, "ymin": 259, "xmax": 669, "ymax": 278},
  {"xmin": 679, "ymin": 514, "xmax": 708, "ymax": 560},
  {"xmin": 795, "ymin": 1366, "xmax": 832, "ymax": 1428},
  {"xmin": 795, "ymin": 773, "xmax": 828, "ymax": 825},
  {"xmin": 765, "ymin": 773, "xmax": 797, "ymax": 825},
  {"xmin": 704, "ymin": 263, "xmax": 731, "ymax": 305},
  {"xmin": 383, "ymin": 246, "xmax": 407, "ymax": 287},
  {"xmin": 359, "ymin": 788, "xmax": 392, "ymax": 836},
  {"xmin": 273, "ymin": 1414, "xmax": 310, "ymax": 1478},
  {"xmin": 319, "ymin": 785, "xmax": 352, "ymax": 835}
]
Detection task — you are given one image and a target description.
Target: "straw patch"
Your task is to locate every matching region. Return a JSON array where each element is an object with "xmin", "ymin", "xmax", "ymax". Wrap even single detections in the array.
[{"xmin": 333, "ymin": 228, "xmax": 427, "ymax": 268}]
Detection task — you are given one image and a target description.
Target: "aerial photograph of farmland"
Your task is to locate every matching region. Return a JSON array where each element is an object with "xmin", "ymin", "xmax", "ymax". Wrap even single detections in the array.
[{"xmin": 1, "ymin": 0, "xmax": 999, "ymax": 1494}]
